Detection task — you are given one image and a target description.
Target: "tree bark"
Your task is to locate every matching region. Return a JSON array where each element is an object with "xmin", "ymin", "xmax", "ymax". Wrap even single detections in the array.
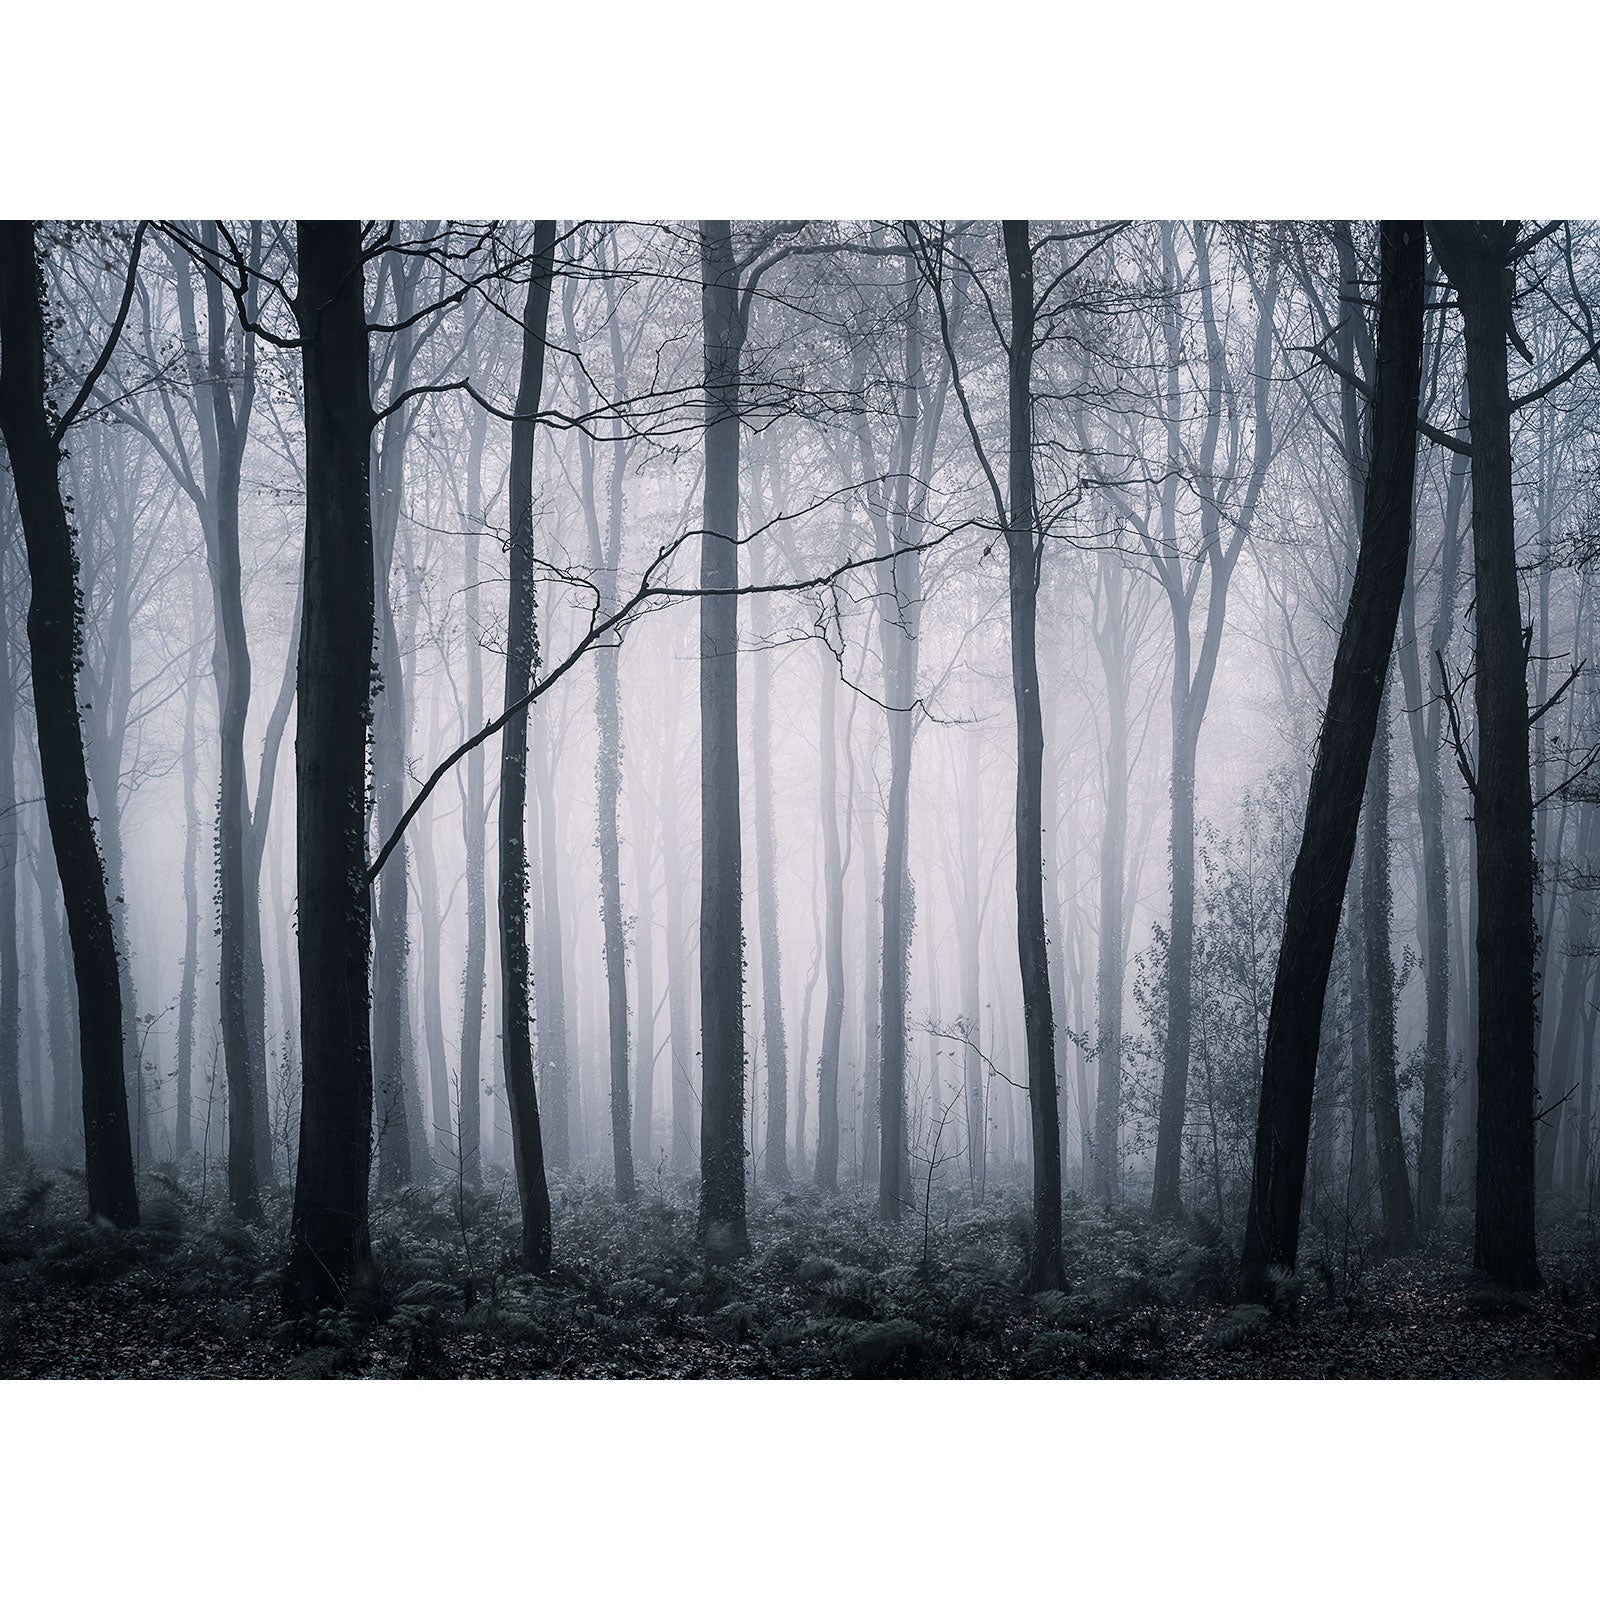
[
  {"xmin": 284, "ymin": 219, "xmax": 376, "ymax": 1313},
  {"xmin": 0, "ymin": 221, "xmax": 139, "ymax": 1225},
  {"xmin": 567, "ymin": 271, "xmax": 636, "ymax": 1202},
  {"xmin": 1239, "ymin": 221, "xmax": 1425, "ymax": 1300},
  {"xmin": 1363, "ymin": 671, "xmax": 1418, "ymax": 1251},
  {"xmin": 530, "ymin": 703, "xmax": 570, "ymax": 1168},
  {"xmin": 697, "ymin": 221, "xmax": 749, "ymax": 1261},
  {"xmin": 0, "ymin": 529, "xmax": 22, "ymax": 1168},
  {"xmin": 498, "ymin": 222, "xmax": 558, "ymax": 1273},
  {"xmin": 196, "ymin": 224, "xmax": 267, "ymax": 1215},
  {"xmin": 457, "ymin": 403, "xmax": 489, "ymax": 1186},
  {"xmin": 1001, "ymin": 221, "xmax": 1065, "ymax": 1291},
  {"xmin": 1092, "ymin": 552, "xmax": 1131, "ymax": 1201},
  {"xmin": 1395, "ymin": 455, "xmax": 1464, "ymax": 1229},
  {"xmin": 750, "ymin": 526, "xmax": 790, "ymax": 1186},
  {"xmin": 1430, "ymin": 221, "xmax": 1542, "ymax": 1289}
]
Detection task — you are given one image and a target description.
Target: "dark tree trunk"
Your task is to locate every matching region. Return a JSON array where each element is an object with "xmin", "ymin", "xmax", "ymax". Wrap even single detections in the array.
[
  {"xmin": 1239, "ymin": 221, "xmax": 1425, "ymax": 1301},
  {"xmin": 284, "ymin": 220, "xmax": 376, "ymax": 1315},
  {"xmin": 498, "ymin": 222, "xmax": 558, "ymax": 1273},
  {"xmin": 0, "ymin": 535, "xmax": 22, "ymax": 1168},
  {"xmin": 457, "ymin": 406, "xmax": 489, "ymax": 1186},
  {"xmin": 0, "ymin": 221, "xmax": 138, "ymax": 1226},
  {"xmin": 1001, "ymin": 221, "xmax": 1065, "ymax": 1292},
  {"xmin": 697, "ymin": 221, "xmax": 749, "ymax": 1261},
  {"xmin": 1363, "ymin": 672, "xmax": 1418, "ymax": 1251},
  {"xmin": 196, "ymin": 227, "xmax": 267, "ymax": 1217},
  {"xmin": 369, "ymin": 260, "xmax": 428, "ymax": 1191},
  {"xmin": 1430, "ymin": 221, "xmax": 1542, "ymax": 1290}
]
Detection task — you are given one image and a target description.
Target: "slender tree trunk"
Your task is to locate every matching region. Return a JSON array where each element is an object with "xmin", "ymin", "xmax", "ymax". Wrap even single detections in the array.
[
  {"xmin": 960, "ymin": 726, "xmax": 985, "ymax": 1199},
  {"xmin": 1239, "ymin": 221, "xmax": 1425, "ymax": 1299},
  {"xmin": 1001, "ymin": 222, "xmax": 1065, "ymax": 1291},
  {"xmin": 175, "ymin": 600, "xmax": 203, "ymax": 1160},
  {"xmin": 1364, "ymin": 672, "xmax": 1418, "ymax": 1251},
  {"xmin": 1538, "ymin": 803, "xmax": 1598, "ymax": 1191},
  {"xmin": 574, "ymin": 393, "xmax": 636, "ymax": 1202},
  {"xmin": 414, "ymin": 689, "xmax": 452, "ymax": 1168},
  {"xmin": 697, "ymin": 221, "xmax": 749, "ymax": 1260},
  {"xmin": 0, "ymin": 221, "xmax": 138, "ymax": 1225},
  {"xmin": 860, "ymin": 789, "xmax": 881, "ymax": 1189},
  {"xmin": 530, "ymin": 706, "xmax": 570, "ymax": 1168},
  {"xmin": 0, "ymin": 536, "xmax": 22, "ymax": 1168},
  {"xmin": 1093, "ymin": 554, "xmax": 1131, "ymax": 1201},
  {"xmin": 750, "ymin": 531, "xmax": 790, "ymax": 1186},
  {"xmin": 498, "ymin": 223, "xmax": 558, "ymax": 1272},
  {"xmin": 1430, "ymin": 221, "xmax": 1542, "ymax": 1289},
  {"xmin": 457, "ymin": 410, "xmax": 489, "ymax": 1186},
  {"xmin": 1396, "ymin": 457, "xmax": 1464, "ymax": 1229},
  {"xmin": 658, "ymin": 674, "xmax": 694, "ymax": 1174},
  {"xmin": 197, "ymin": 230, "xmax": 266, "ymax": 1217},
  {"xmin": 33, "ymin": 839, "xmax": 72, "ymax": 1148},
  {"xmin": 629, "ymin": 752, "xmax": 657, "ymax": 1172},
  {"xmin": 284, "ymin": 219, "xmax": 376, "ymax": 1313},
  {"xmin": 815, "ymin": 646, "xmax": 845, "ymax": 1191}
]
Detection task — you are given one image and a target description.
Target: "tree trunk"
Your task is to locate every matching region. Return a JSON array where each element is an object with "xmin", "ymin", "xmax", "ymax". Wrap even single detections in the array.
[
  {"xmin": 629, "ymin": 749, "xmax": 657, "ymax": 1172},
  {"xmin": 1363, "ymin": 671, "xmax": 1418, "ymax": 1251},
  {"xmin": 815, "ymin": 644, "xmax": 845, "ymax": 1191},
  {"xmin": 414, "ymin": 685, "xmax": 452, "ymax": 1168},
  {"xmin": 1537, "ymin": 802, "xmax": 1599, "ymax": 1191},
  {"xmin": 1395, "ymin": 456, "xmax": 1464, "ymax": 1230},
  {"xmin": 284, "ymin": 219, "xmax": 376, "ymax": 1313},
  {"xmin": 569, "ymin": 308, "xmax": 636, "ymax": 1203},
  {"xmin": 175, "ymin": 586, "xmax": 204, "ymax": 1161},
  {"xmin": 530, "ymin": 704, "xmax": 570, "ymax": 1168},
  {"xmin": 369, "ymin": 267, "xmax": 427, "ymax": 1191},
  {"xmin": 0, "ymin": 532, "xmax": 21, "ymax": 1168},
  {"xmin": 658, "ymin": 668, "xmax": 694, "ymax": 1174},
  {"xmin": 498, "ymin": 223, "xmax": 558, "ymax": 1273},
  {"xmin": 750, "ymin": 530, "xmax": 790, "ymax": 1186},
  {"xmin": 960, "ymin": 725, "xmax": 985, "ymax": 1200},
  {"xmin": 0, "ymin": 221, "xmax": 138, "ymax": 1226},
  {"xmin": 1430, "ymin": 221, "xmax": 1542, "ymax": 1290},
  {"xmin": 197, "ymin": 227, "xmax": 266, "ymax": 1216},
  {"xmin": 457, "ymin": 406, "xmax": 489, "ymax": 1186},
  {"xmin": 1001, "ymin": 221, "xmax": 1065, "ymax": 1292},
  {"xmin": 697, "ymin": 221, "xmax": 749, "ymax": 1261},
  {"xmin": 1238, "ymin": 221, "xmax": 1425, "ymax": 1300},
  {"xmin": 1092, "ymin": 552, "xmax": 1131, "ymax": 1201}
]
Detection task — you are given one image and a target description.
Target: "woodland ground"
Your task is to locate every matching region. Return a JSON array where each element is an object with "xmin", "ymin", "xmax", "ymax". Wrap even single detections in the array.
[{"xmin": 1, "ymin": 1162, "xmax": 1597, "ymax": 1379}]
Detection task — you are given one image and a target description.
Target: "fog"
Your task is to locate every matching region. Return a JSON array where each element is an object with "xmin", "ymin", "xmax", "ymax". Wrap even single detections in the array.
[{"xmin": 3, "ymin": 219, "xmax": 1599, "ymax": 1383}]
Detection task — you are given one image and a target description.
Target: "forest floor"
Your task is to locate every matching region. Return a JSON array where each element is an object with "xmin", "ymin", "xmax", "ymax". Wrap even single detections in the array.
[{"xmin": 1, "ymin": 1162, "xmax": 1597, "ymax": 1379}]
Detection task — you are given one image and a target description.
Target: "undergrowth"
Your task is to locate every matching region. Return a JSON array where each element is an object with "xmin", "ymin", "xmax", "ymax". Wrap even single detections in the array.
[{"xmin": 2, "ymin": 1162, "xmax": 1596, "ymax": 1379}]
